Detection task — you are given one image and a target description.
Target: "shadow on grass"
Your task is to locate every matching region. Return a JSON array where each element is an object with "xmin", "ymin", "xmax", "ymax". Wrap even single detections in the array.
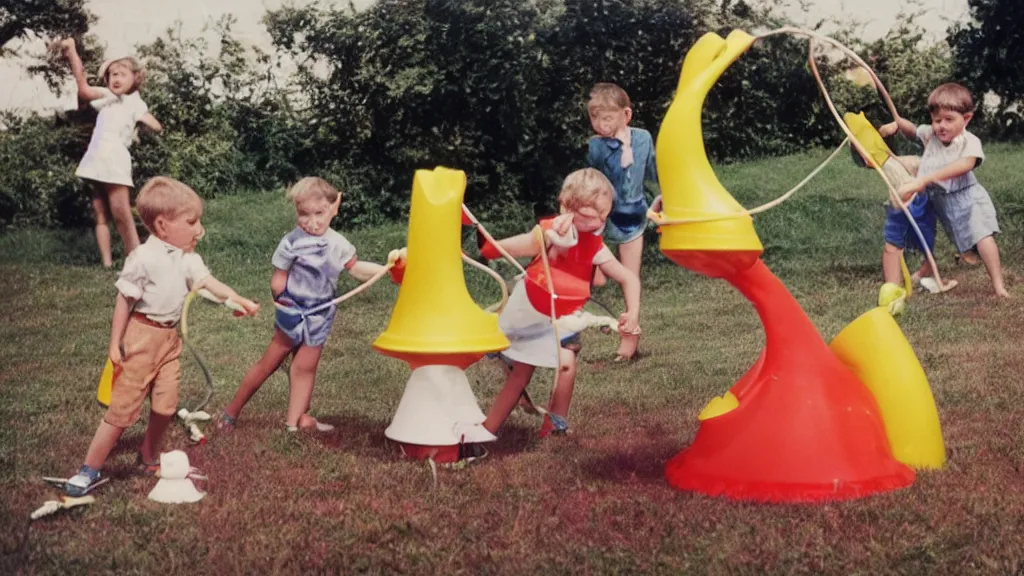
[{"xmin": 577, "ymin": 431, "xmax": 681, "ymax": 485}]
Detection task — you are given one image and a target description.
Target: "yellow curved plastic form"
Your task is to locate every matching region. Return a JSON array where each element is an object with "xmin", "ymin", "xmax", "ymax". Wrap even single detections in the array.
[
  {"xmin": 373, "ymin": 167, "xmax": 510, "ymax": 356},
  {"xmin": 900, "ymin": 254, "xmax": 913, "ymax": 296},
  {"xmin": 655, "ymin": 30, "xmax": 764, "ymax": 258},
  {"xmin": 829, "ymin": 307, "xmax": 946, "ymax": 469},
  {"xmin": 698, "ymin": 391, "xmax": 739, "ymax": 421},
  {"xmin": 96, "ymin": 358, "xmax": 113, "ymax": 407},
  {"xmin": 844, "ymin": 112, "xmax": 892, "ymax": 169}
]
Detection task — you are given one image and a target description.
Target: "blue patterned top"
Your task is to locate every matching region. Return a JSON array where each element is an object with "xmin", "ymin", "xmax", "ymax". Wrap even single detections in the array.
[
  {"xmin": 272, "ymin": 227, "xmax": 356, "ymax": 309},
  {"xmin": 587, "ymin": 127, "xmax": 660, "ymax": 220}
]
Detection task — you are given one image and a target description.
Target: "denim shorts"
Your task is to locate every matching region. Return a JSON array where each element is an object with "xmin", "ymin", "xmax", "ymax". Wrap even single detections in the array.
[
  {"xmin": 605, "ymin": 201, "xmax": 648, "ymax": 244},
  {"xmin": 883, "ymin": 202, "xmax": 936, "ymax": 253}
]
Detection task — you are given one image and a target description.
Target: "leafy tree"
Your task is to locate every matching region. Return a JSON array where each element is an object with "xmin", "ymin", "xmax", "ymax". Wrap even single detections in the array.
[
  {"xmin": 0, "ymin": 0, "xmax": 92, "ymax": 51},
  {"xmin": 1, "ymin": 0, "xmax": 101, "ymax": 92},
  {"xmin": 949, "ymin": 0, "xmax": 1024, "ymax": 138},
  {"xmin": 133, "ymin": 16, "xmax": 302, "ymax": 196}
]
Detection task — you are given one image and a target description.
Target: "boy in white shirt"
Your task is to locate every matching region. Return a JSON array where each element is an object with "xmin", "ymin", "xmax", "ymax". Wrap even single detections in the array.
[
  {"xmin": 880, "ymin": 83, "xmax": 1009, "ymax": 297},
  {"xmin": 64, "ymin": 177, "xmax": 260, "ymax": 496}
]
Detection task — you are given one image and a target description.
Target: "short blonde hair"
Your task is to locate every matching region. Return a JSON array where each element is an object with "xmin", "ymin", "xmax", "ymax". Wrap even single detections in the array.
[
  {"xmin": 286, "ymin": 177, "xmax": 340, "ymax": 204},
  {"xmin": 588, "ymin": 83, "xmax": 631, "ymax": 113},
  {"xmin": 558, "ymin": 168, "xmax": 614, "ymax": 213},
  {"xmin": 101, "ymin": 57, "xmax": 145, "ymax": 93},
  {"xmin": 928, "ymin": 83, "xmax": 974, "ymax": 115},
  {"xmin": 136, "ymin": 177, "xmax": 203, "ymax": 230}
]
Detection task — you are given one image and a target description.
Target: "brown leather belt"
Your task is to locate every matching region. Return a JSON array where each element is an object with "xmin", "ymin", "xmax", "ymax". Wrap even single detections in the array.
[{"xmin": 131, "ymin": 311, "xmax": 178, "ymax": 329}]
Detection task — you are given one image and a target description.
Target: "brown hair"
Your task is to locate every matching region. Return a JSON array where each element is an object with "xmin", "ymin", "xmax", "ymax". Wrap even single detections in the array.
[
  {"xmin": 558, "ymin": 168, "xmax": 614, "ymax": 213},
  {"xmin": 588, "ymin": 82, "xmax": 631, "ymax": 113},
  {"xmin": 927, "ymin": 83, "xmax": 974, "ymax": 115},
  {"xmin": 135, "ymin": 177, "xmax": 203, "ymax": 230},
  {"xmin": 286, "ymin": 177, "xmax": 341, "ymax": 204}
]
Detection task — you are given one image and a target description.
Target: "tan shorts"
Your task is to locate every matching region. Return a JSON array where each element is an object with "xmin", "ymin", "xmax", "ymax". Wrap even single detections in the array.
[{"xmin": 104, "ymin": 315, "xmax": 183, "ymax": 428}]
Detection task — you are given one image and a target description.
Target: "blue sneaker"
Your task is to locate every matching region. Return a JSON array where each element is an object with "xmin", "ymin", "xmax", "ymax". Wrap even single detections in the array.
[
  {"xmin": 64, "ymin": 465, "xmax": 103, "ymax": 497},
  {"xmin": 548, "ymin": 413, "xmax": 569, "ymax": 433}
]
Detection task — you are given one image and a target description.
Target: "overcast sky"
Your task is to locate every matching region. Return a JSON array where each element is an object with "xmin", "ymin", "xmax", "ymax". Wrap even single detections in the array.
[{"xmin": 1, "ymin": 0, "xmax": 969, "ymax": 112}]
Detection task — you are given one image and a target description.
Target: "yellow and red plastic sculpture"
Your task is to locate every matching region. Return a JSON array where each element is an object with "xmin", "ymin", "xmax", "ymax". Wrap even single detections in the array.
[
  {"xmin": 374, "ymin": 167, "xmax": 510, "ymax": 464},
  {"xmin": 650, "ymin": 30, "xmax": 946, "ymax": 502}
]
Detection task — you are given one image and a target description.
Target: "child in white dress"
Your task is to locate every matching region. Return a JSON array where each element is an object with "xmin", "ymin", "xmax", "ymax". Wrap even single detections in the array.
[{"xmin": 57, "ymin": 39, "xmax": 163, "ymax": 268}]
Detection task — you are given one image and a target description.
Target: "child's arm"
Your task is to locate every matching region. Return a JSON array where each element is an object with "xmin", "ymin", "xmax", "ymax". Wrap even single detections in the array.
[
  {"xmin": 270, "ymin": 268, "xmax": 288, "ymax": 299},
  {"xmin": 644, "ymin": 134, "xmax": 661, "ymax": 208},
  {"xmin": 586, "ymin": 137, "xmax": 601, "ymax": 169},
  {"xmin": 193, "ymin": 276, "xmax": 260, "ymax": 315},
  {"xmin": 596, "ymin": 256, "xmax": 641, "ymax": 334},
  {"xmin": 348, "ymin": 259, "xmax": 387, "ymax": 282},
  {"xmin": 898, "ymin": 157, "xmax": 977, "ymax": 202},
  {"xmin": 481, "ymin": 230, "xmax": 542, "ymax": 260},
  {"xmin": 57, "ymin": 39, "xmax": 107, "ymax": 102},
  {"xmin": 480, "ymin": 214, "xmax": 575, "ymax": 261},
  {"xmin": 109, "ymin": 293, "xmax": 135, "ymax": 363},
  {"xmin": 878, "ymin": 118, "xmax": 917, "ymax": 140},
  {"xmin": 137, "ymin": 113, "xmax": 163, "ymax": 133}
]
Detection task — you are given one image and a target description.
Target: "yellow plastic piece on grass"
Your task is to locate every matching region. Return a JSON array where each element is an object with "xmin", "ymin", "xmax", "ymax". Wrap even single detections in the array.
[
  {"xmin": 878, "ymin": 283, "xmax": 907, "ymax": 317},
  {"xmin": 829, "ymin": 307, "xmax": 946, "ymax": 469},
  {"xmin": 373, "ymin": 167, "xmax": 510, "ymax": 360},
  {"xmin": 698, "ymin": 391, "xmax": 739, "ymax": 421},
  {"xmin": 96, "ymin": 358, "xmax": 113, "ymax": 407},
  {"xmin": 654, "ymin": 30, "xmax": 764, "ymax": 262},
  {"xmin": 844, "ymin": 112, "xmax": 893, "ymax": 169}
]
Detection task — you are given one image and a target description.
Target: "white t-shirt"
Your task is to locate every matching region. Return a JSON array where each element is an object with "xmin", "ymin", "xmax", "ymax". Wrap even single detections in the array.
[
  {"xmin": 115, "ymin": 235, "xmax": 211, "ymax": 324},
  {"xmin": 89, "ymin": 88, "xmax": 149, "ymax": 149},
  {"xmin": 916, "ymin": 125, "xmax": 985, "ymax": 194}
]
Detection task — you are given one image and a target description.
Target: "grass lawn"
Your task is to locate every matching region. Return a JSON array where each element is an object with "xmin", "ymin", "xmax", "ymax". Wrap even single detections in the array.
[{"xmin": 2, "ymin": 144, "xmax": 1024, "ymax": 574}]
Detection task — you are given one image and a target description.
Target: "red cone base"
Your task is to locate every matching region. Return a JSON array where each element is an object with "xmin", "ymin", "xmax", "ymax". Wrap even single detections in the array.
[
  {"xmin": 396, "ymin": 442, "xmax": 461, "ymax": 464},
  {"xmin": 665, "ymin": 258, "xmax": 915, "ymax": 502}
]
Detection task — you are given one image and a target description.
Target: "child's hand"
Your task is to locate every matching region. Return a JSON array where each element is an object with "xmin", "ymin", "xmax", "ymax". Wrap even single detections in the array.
[
  {"xmin": 109, "ymin": 343, "xmax": 124, "ymax": 365},
  {"xmin": 878, "ymin": 122, "xmax": 898, "ymax": 138},
  {"xmin": 650, "ymin": 195, "xmax": 663, "ymax": 214},
  {"xmin": 897, "ymin": 179, "xmax": 925, "ymax": 203},
  {"xmin": 618, "ymin": 311, "xmax": 640, "ymax": 336},
  {"xmin": 551, "ymin": 213, "xmax": 574, "ymax": 238},
  {"xmin": 52, "ymin": 38, "xmax": 77, "ymax": 56},
  {"xmin": 387, "ymin": 248, "xmax": 407, "ymax": 285},
  {"xmin": 235, "ymin": 297, "xmax": 260, "ymax": 317}
]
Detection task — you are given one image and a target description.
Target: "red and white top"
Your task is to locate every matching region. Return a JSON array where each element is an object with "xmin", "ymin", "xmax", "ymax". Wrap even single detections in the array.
[{"xmin": 524, "ymin": 216, "xmax": 613, "ymax": 318}]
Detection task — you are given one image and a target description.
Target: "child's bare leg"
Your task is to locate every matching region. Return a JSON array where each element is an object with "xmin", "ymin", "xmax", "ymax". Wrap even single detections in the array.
[
  {"xmin": 139, "ymin": 411, "xmax": 174, "ymax": 465},
  {"xmin": 91, "ymin": 189, "xmax": 113, "ymax": 268},
  {"xmin": 914, "ymin": 259, "xmax": 931, "ymax": 280},
  {"xmin": 224, "ymin": 329, "xmax": 295, "ymax": 420},
  {"xmin": 616, "ymin": 235, "xmax": 644, "ymax": 359},
  {"xmin": 882, "ymin": 243, "xmax": 904, "ymax": 285},
  {"xmin": 106, "ymin": 184, "xmax": 140, "ymax": 256},
  {"xmin": 546, "ymin": 348, "xmax": 577, "ymax": 418},
  {"xmin": 83, "ymin": 421, "xmax": 125, "ymax": 470},
  {"xmin": 975, "ymin": 235, "xmax": 1009, "ymax": 297},
  {"xmin": 483, "ymin": 361, "xmax": 536, "ymax": 434},
  {"xmin": 285, "ymin": 343, "xmax": 324, "ymax": 428}
]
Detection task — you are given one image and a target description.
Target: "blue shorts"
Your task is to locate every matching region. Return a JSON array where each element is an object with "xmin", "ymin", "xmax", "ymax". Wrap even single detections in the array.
[
  {"xmin": 883, "ymin": 202, "xmax": 936, "ymax": 253},
  {"xmin": 275, "ymin": 301, "xmax": 336, "ymax": 347},
  {"xmin": 605, "ymin": 199, "xmax": 648, "ymax": 245}
]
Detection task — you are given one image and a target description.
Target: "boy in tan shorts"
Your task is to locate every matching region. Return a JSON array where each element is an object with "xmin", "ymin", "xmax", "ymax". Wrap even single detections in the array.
[{"xmin": 64, "ymin": 176, "xmax": 260, "ymax": 496}]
